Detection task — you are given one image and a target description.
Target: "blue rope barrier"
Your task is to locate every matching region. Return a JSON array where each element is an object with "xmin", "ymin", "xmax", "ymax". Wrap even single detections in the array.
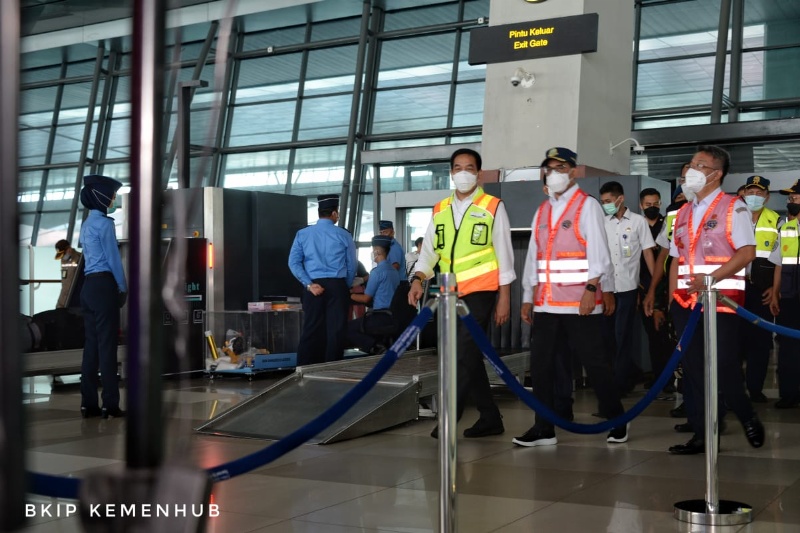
[
  {"xmin": 28, "ymin": 306, "xmax": 434, "ymax": 499},
  {"xmin": 721, "ymin": 296, "xmax": 800, "ymax": 339},
  {"xmin": 459, "ymin": 303, "xmax": 703, "ymax": 434}
]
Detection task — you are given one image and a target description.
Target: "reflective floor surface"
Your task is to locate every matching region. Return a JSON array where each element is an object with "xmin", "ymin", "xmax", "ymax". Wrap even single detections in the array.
[{"xmin": 20, "ymin": 370, "xmax": 800, "ymax": 532}]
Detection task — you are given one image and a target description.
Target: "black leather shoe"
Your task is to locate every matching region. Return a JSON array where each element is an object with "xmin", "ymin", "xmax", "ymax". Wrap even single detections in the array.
[
  {"xmin": 775, "ymin": 398, "xmax": 799, "ymax": 409},
  {"xmin": 463, "ymin": 418, "xmax": 504, "ymax": 438},
  {"xmin": 669, "ymin": 402, "xmax": 686, "ymax": 418},
  {"xmin": 674, "ymin": 422, "xmax": 693, "ymax": 433},
  {"xmin": 743, "ymin": 417, "xmax": 765, "ymax": 448},
  {"xmin": 669, "ymin": 436, "xmax": 705, "ymax": 455},
  {"xmin": 101, "ymin": 407, "xmax": 126, "ymax": 419},
  {"xmin": 750, "ymin": 391, "xmax": 769, "ymax": 403},
  {"xmin": 81, "ymin": 406, "xmax": 102, "ymax": 419}
]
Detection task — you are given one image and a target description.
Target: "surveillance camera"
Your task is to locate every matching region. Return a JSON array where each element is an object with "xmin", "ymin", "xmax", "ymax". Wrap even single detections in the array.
[
  {"xmin": 632, "ymin": 144, "xmax": 645, "ymax": 155},
  {"xmin": 510, "ymin": 75, "xmax": 521, "ymax": 87}
]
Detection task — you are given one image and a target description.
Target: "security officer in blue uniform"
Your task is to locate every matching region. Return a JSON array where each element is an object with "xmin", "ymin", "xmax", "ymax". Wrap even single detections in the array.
[
  {"xmin": 78, "ymin": 174, "xmax": 127, "ymax": 419},
  {"xmin": 289, "ymin": 194, "xmax": 357, "ymax": 365},
  {"xmin": 348, "ymin": 235, "xmax": 401, "ymax": 354},
  {"xmin": 378, "ymin": 220, "xmax": 406, "ymax": 273}
]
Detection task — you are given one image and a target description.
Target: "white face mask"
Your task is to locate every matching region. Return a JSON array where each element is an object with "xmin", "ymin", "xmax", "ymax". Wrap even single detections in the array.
[
  {"xmin": 683, "ymin": 168, "xmax": 710, "ymax": 194},
  {"xmin": 546, "ymin": 171, "xmax": 571, "ymax": 195},
  {"xmin": 682, "ymin": 187, "xmax": 697, "ymax": 202},
  {"xmin": 452, "ymin": 170, "xmax": 477, "ymax": 193}
]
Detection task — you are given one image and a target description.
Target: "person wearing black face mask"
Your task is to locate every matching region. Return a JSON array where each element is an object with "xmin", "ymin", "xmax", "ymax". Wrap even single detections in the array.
[
  {"xmin": 772, "ymin": 180, "xmax": 800, "ymax": 408},
  {"xmin": 638, "ymin": 188, "xmax": 675, "ymax": 395}
]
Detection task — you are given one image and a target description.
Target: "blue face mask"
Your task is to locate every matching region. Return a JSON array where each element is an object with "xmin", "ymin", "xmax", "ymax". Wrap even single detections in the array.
[{"xmin": 744, "ymin": 195, "xmax": 766, "ymax": 212}]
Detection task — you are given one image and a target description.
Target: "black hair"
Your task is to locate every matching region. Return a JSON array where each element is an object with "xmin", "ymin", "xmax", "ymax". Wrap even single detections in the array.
[
  {"xmin": 450, "ymin": 148, "xmax": 482, "ymax": 171},
  {"xmin": 373, "ymin": 244, "xmax": 390, "ymax": 256},
  {"xmin": 639, "ymin": 188, "xmax": 661, "ymax": 201},
  {"xmin": 696, "ymin": 145, "xmax": 730, "ymax": 181},
  {"xmin": 599, "ymin": 181, "xmax": 624, "ymax": 196},
  {"xmin": 318, "ymin": 207, "xmax": 337, "ymax": 218},
  {"xmin": 414, "ymin": 236, "xmax": 423, "ymax": 247}
]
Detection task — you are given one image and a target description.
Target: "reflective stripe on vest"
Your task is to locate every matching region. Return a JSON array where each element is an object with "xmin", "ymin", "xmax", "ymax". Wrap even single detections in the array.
[
  {"xmin": 780, "ymin": 219, "xmax": 799, "ymax": 265},
  {"xmin": 672, "ymin": 192, "xmax": 743, "ymax": 313},
  {"xmin": 432, "ymin": 188, "xmax": 500, "ymax": 296},
  {"xmin": 534, "ymin": 189, "xmax": 602, "ymax": 308},
  {"xmin": 665, "ymin": 209, "xmax": 679, "ymax": 242},
  {"xmin": 754, "ymin": 208, "xmax": 780, "ymax": 258}
]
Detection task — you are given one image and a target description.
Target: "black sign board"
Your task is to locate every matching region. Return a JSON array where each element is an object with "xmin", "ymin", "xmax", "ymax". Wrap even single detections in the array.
[{"xmin": 468, "ymin": 13, "xmax": 599, "ymax": 65}]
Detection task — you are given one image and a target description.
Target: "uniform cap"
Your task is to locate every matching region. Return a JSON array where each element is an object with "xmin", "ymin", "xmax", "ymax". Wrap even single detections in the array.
[
  {"xmin": 379, "ymin": 220, "xmax": 394, "ymax": 230},
  {"xmin": 780, "ymin": 179, "xmax": 800, "ymax": 195},
  {"xmin": 745, "ymin": 175, "xmax": 770, "ymax": 190},
  {"xmin": 317, "ymin": 194, "xmax": 339, "ymax": 210},
  {"xmin": 80, "ymin": 174, "xmax": 123, "ymax": 213},
  {"xmin": 541, "ymin": 147, "xmax": 577, "ymax": 167}
]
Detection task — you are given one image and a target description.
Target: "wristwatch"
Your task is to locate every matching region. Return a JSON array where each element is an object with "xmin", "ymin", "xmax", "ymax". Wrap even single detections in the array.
[
  {"xmin": 585, "ymin": 283, "xmax": 597, "ymax": 293},
  {"xmin": 306, "ymin": 283, "xmax": 313, "ymax": 292},
  {"xmin": 412, "ymin": 274, "xmax": 425, "ymax": 284}
]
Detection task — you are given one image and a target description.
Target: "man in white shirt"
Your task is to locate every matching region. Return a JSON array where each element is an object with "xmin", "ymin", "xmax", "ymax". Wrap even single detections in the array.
[
  {"xmin": 513, "ymin": 147, "xmax": 628, "ymax": 447},
  {"xmin": 409, "ymin": 148, "xmax": 515, "ymax": 439},
  {"xmin": 600, "ymin": 181, "xmax": 656, "ymax": 395}
]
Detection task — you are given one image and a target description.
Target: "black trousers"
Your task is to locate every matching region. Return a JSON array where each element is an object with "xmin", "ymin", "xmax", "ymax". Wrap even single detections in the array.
[
  {"xmin": 777, "ymin": 297, "xmax": 800, "ymax": 402},
  {"xmin": 640, "ymin": 303, "xmax": 675, "ymax": 388},
  {"xmin": 297, "ymin": 278, "xmax": 350, "ymax": 366},
  {"xmin": 530, "ymin": 312, "xmax": 623, "ymax": 432},
  {"xmin": 80, "ymin": 273, "xmax": 121, "ymax": 410},
  {"xmin": 742, "ymin": 280, "xmax": 774, "ymax": 395},
  {"xmin": 348, "ymin": 312, "xmax": 395, "ymax": 352},
  {"xmin": 455, "ymin": 291, "xmax": 502, "ymax": 423},
  {"xmin": 671, "ymin": 302, "xmax": 754, "ymax": 438}
]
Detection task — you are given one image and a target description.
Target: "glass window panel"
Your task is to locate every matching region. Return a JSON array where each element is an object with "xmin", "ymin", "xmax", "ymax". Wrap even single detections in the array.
[
  {"xmin": 98, "ymin": 163, "xmax": 131, "ymax": 187},
  {"xmin": 66, "ymin": 59, "xmax": 100, "ymax": 77},
  {"xmin": 290, "ymin": 145, "xmax": 347, "ymax": 197},
  {"xmin": 304, "ymin": 46, "xmax": 357, "ymax": 96},
  {"xmin": 372, "ymin": 85, "xmax": 450, "ymax": 134},
  {"xmin": 384, "ymin": 4, "xmax": 457, "ymax": 32},
  {"xmin": 19, "ymin": 128, "xmax": 52, "ymax": 167},
  {"xmin": 452, "ymin": 81, "xmax": 484, "ymax": 128},
  {"xmin": 18, "ymin": 170, "xmax": 44, "ymax": 198},
  {"xmin": 50, "ymin": 123, "xmax": 95, "ymax": 164},
  {"xmin": 41, "ymin": 168, "xmax": 82, "ymax": 198},
  {"xmin": 243, "ymin": 26, "xmax": 307, "ymax": 52},
  {"xmin": 464, "ymin": 0, "xmax": 490, "ymax": 21},
  {"xmin": 228, "ymin": 100, "xmax": 297, "ymax": 146},
  {"xmin": 298, "ymin": 94, "xmax": 352, "ymax": 141},
  {"xmin": 764, "ymin": 47, "xmax": 800, "ymax": 100},
  {"xmin": 105, "ymin": 117, "xmax": 132, "ymax": 158},
  {"xmin": 745, "ymin": 0, "xmax": 800, "ymax": 46},
  {"xmin": 636, "ymin": 55, "xmax": 729, "ymax": 110},
  {"xmin": 236, "ymin": 54, "xmax": 302, "ymax": 103},
  {"xmin": 367, "ymin": 137, "xmax": 447, "ymax": 151},
  {"xmin": 312, "ymin": 18, "xmax": 361, "ymax": 41},
  {"xmin": 378, "ymin": 34, "xmax": 456, "ymax": 88},
  {"xmin": 59, "ymin": 82, "xmax": 94, "ymax": 119},
  {"xmin": 223, "ymin": 151, "xmax": 291, "ymax": 192},
  {"xmin": 38, "ymin": 210, "xmax": 73, "ymax": 245},
  {"xmin": 458, "ymin": 31, "xmax": 485, "ymax": 81},
  {"xmin": 21, "ymin": 86, "xmax": 59, "ymax": 115},
  {"xmin": 20, "ymin": 65, "xmax": 63, "ymax": 85},
  {"xmin": 633, "ymin": 114, "xmax": 720, "ymax": 130},
  {"xmin": 19, "ymin": 214, "xmax": 35, "ymax": 247}
]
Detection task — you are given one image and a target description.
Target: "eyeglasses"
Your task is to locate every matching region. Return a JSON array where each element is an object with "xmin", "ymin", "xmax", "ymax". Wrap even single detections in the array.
[
  {"xmin": 689, "ymin": 162, "xmax": 720, "ymax": 172},
  {"xmin": 789, "ymin": 194, "xmax": 800, "ymax": 203},
  {"xmin": 542, "ymin": 163, "xmax": 570, "ymax": 175}
]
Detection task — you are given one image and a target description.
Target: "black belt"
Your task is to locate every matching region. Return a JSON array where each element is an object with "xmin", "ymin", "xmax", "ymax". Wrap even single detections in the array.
[{"xmin": 86, "ymin": 271, "xmax": 113, "ymax": 279}]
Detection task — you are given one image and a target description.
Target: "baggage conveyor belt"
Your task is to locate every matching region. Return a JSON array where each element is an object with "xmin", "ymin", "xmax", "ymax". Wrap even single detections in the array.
[{"xmin": 195, "ymin": 349, "xmax": 529, "ymax": 444}]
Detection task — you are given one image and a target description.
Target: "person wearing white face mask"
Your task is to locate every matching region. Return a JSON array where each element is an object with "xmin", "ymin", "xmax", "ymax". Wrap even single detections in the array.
[
  {"xmin": 514, "ymin": 147, "xmax": 628, "ymax": 447},
  {"xmin": 667, "ymin": 145, "xmax": 765, "ymax": 455},
  {"xmin": 739, "ymin": 175, "xmax": 781, "ymax": 404},
  {"xmin": 409, "ymin": 148, "xmax": 515, "ymax": 439}
]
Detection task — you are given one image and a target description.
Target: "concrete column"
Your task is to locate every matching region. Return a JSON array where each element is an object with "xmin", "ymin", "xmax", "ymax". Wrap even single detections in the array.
[{"xmin": 481, "ymin": 0, "xmax": 634, "ymax": 174}]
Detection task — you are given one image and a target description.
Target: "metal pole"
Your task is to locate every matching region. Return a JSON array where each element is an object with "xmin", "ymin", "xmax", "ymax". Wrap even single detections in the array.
[
  {"xmin": 710, "ymin": 0, "xmax": 732, "ymax": 123},
  {"xmin": 0, "ymin": 0, "xmax": 25, "ymax": 528},
  {"xmin": 728, "ymin": 0, "xmax": 744, "ymax": 122},
  {"xmin": 703, "ymin": 277, "xmax": 719, "ymax": 513},
  {"xmin": 437, "ymin": 272, "xmax": 458, "ymax": 533},
  {"xmin": 128, "ymin": 0, "xmax": 166, "ymax": 469}
]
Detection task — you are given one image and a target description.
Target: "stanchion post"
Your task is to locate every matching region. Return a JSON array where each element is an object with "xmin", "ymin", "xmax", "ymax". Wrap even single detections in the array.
[
  {"xmin": 437, "ymin": 272, "xmax": 458, "ymax": 533},
  {"xmin": 674, "ymin": 277, "xmax": 753, "ymax": 526},
  {"xmin": 703, "ymin": 275, "xmax": 720, "ymax": 513}
]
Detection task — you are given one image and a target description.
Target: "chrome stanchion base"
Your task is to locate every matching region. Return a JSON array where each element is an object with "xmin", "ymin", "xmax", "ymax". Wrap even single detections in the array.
[{"xmin": 674, "ymin": 499, "xmax": 753, "ymax": 526}]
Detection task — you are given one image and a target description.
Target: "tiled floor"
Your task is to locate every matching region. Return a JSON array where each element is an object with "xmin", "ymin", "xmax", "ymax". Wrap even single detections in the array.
[{"xmin": 19, "ymin": 369, "xmax": 800, "ymax": 532}]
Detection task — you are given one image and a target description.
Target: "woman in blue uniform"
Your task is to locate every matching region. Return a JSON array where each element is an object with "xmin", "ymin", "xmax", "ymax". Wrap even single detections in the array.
[{"xmin": 78, "ymin": 174, "xmax": 128, "ymax": 419}]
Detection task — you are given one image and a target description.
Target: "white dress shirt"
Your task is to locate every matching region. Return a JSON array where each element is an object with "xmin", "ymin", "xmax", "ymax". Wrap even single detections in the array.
[
  {"xmin": 604, "ymin": 207, "xmax": 655, "ymax": 293},
  {"xmin": 413, "ymin": 188, "xmax": 516, "ymax": 286},
  {"xmin": 522, "ymin": 184, "xmax": 616, "ymax": 315}
]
